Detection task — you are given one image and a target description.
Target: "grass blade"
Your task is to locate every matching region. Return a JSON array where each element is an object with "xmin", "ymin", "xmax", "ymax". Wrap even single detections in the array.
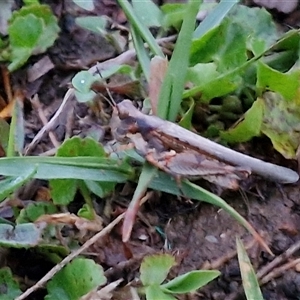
[
  {"xmin": 131, "ymin": 24, "xmax": 151, "ymax": 82},
  {"xmin": 158, "ymin": 0, "xmax": 201, "ymax": 121},
  {"xmin": 193, "ymin": 0, "xmax": 239, "ymax": 38},
  {"xmin": 149, "ymin": 172, "xmax": 272, "ymax": 254},
  {"xmin": 0, "ymin": 156, "xmax": 133, "ymax": 182},
  {"xmin": 236, "ymin": 237, "xmax": 264, "ymax": 300},
  {"xmin": 117, "ymin": 0, "xmax": 163, "ymax": 57},
  {"xmin": 0, "ymin": 167, "xmax": 36, "ymax": 202}
]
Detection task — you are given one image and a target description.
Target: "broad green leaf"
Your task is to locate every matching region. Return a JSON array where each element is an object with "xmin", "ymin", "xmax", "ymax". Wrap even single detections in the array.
[
  {"xmin": 161, "ymin": 270, "xmax": 220, "ymax": 294},
  {"xmin": 46, "ymin": 258, "xmax": 106, "ymax": 300},
  {"xmin": 276, "ymin": 29, "xmax": 300, "ymax": 48},
  {"xmin": 185, "ymin": 62, "xmax": 242, "ymax": 102},
  {"xmin": 72, "ymin": 0, "xmax": 94, "ymax": 11},
  {"xmin": 184, "ymin": 70, "xmax": 242, "ymax": 103},
  {"xmin": 257, "ymin": 62, "xmax": 300, "ymax": 100},
  {"xmin": 140, "ymin": 254, "xmax": 176, "ymax": 286},
  {"xmin": 17, "ymin": 202, "xmax": 57, "ymax": 223},
  {"xmin": 8, "ymin": 14, "xmax": 42, "ymax": 71},
  {"xmin": 0, "ymin": 223, "xmax": 43, "ymax": 248},
  {"xmin": 6, "ymin": 48, "xmax": 32, "ymax": 72},
  {"xmin": 0, "ymin": 267, "xmax": 21, "ymax": 300},
  {"xmin": 191, "ymin": 17, "xmax": 248, "ymax": 69},
  {"xmin": 220, "ymin": 98, "xmax": 264, "ymax": 143},
  {"xmin": 23, "ymin": 0, "xmax": 40, "ymax": 4},
  {"xmin": 262, "ymin": 50, "xmax": 298, "ymax": 74},
  {"xmin": 9, "ymin": 14, "xmax": 42, "ymax": 48},
  {"xmin": 158, "ymin": 0, "xmax": 201, "ymax": 121},
  {"xmin": 132, "ymin": 0, "xmax": 163, "ymax": 28},
  {"xmin": 186, "ymin": 63, "xmax": 219, "ymax": 86},
  {"xmin": 187, "ymin": 5, "xmax": 281, "ymax": 102},
  {"xmin": 50, "ymin": 137, "xmax": 108, "ymax": 205},
  {"xmin": 236, "ymin": 238, "xmax": 264, "ymax": 300},
  {"xmin": 9, "ymin": 4, "xmax": 60, "ymax": 44},
  {"xmin": 50, "ymin": 178, "xmax": 78, "ymax": 205},
  {"xmin": 161, "ymin": 3, "xmax": 187, "ymax": 29},
  {"xmin": 145, "ymin": 285, "xmax": 176, "ymax": 300},
  {"xmin": 56, "ymin": 137, "xmax": 106, "ymax": 157},
  {"xmin": 0, "ymin": 167, "xmax": 36, "ymax": 202},
  {"xmin": 260, "ymin": 92, "xmax": 300, "ymax": 159},
  {"xmin": 192, "ymin": 5, "xmax": 277, "ymax": 65},
  {"xmin": 35, "ymin": 244, "xmax": 70, "ymax": 264},
  {"xmin": 8, "ymin": 4, "xmax": 60, "ymax": 71},
  {"xmin": 228, "ymin": 5, "xmax": 278, "ymax": 55}
]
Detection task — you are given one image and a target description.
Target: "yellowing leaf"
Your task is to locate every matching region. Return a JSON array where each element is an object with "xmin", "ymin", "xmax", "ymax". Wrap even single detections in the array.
[{"xmin": 261, "ymin": 92, "xmax": 300, "ymax": 159}]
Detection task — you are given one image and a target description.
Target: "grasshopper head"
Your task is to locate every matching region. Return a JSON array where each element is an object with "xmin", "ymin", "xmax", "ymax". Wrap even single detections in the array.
[{"xmin": 117, "ymin": 100, "xmax": 142, "ymax": 120}]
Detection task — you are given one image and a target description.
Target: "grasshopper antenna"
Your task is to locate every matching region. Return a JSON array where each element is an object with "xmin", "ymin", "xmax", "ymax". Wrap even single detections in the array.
[{"xmin": 93, "ymin": 67, "xmax": 117, "ymax": 109}]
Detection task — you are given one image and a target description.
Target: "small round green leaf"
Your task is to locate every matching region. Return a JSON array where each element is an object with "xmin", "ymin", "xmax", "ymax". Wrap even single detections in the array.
[
  {"xmin": 9, "ymin": 14, "xmax": 43, "ymax": 48},
  {"xmin": 140, "ymin": 254, "xmax": 176, "ymax": 286},
  {"xmin": 46, "ymin": 258, "xmax": 106, "ymax": 300}
]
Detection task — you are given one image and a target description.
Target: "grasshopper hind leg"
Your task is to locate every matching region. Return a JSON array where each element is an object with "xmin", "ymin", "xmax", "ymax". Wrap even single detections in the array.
[{"xmin": 174, "ymin": 175, "xmax": 203, "ymax": 204}]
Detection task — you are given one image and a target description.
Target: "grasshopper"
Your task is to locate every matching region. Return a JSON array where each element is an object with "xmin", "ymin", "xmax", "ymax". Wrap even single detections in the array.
[{"xmin": 110, "ymin": 99, "xmax": 299, "ymax": 189}]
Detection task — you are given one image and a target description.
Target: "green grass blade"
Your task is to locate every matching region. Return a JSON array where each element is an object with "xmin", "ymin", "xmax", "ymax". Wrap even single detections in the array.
[
  {"xmin": 236, "ymin": 238, "xmax": 264, "ymax": 300},
  {"xmin": 7, "ymin": 101, "xmax": 17, "ymax": 157},
  {"xmin": 193, "ymin": 0, "xmax": 239, "ymax": 38},
  {"xmin": 157, "ymin": 0, "xmax": 201, "ymax": 121},
  {"xmin": 117, "ymin": 0, "xmax": 163, "ymax": 57},
  {"xmin": 131, "ymin": 24, "xmax": 151, "ymax": 82},
  {"xmin": 0, "ymin": 167, "xmax": 36, "ymax": 202},
  {"xmin": 149, "ymin": 172, "xmax": 271, "ymax": 253},
  {"xmin": 0, "ymin": 156, "xmax": 133, "ymax": 182}
]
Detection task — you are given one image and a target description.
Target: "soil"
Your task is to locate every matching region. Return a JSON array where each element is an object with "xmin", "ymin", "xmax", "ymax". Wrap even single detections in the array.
[{"xmin": 1, "ymin": 1, "xmax": 300, "ymax": 300}]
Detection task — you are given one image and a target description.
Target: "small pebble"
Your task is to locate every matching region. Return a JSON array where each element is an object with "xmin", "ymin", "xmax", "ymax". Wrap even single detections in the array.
[{"xmin": 205, "ymin": 235, "xmax": 218, "ymax": 243}]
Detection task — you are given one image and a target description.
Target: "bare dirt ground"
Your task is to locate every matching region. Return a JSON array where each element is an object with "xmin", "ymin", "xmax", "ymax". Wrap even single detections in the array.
[{"xmin": 2, "ymin": 1, "xmax": 300, "ymax": 299}]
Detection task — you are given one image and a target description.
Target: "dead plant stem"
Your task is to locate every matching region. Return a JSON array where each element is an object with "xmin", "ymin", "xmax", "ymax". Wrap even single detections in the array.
[{"xmin": 16, "ymin": 213, "xmax": 125, "ymax": 300}]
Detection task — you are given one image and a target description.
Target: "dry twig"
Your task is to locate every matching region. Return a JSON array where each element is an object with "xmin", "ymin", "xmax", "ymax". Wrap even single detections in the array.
[
  {"xmin": 25, "ymin": 88, "xmax": 74, "ymax": 154},
  {"xmin": 30, "ymin": 94, "xmax": 60, "ymax": 148},
  {"xmin": 16, "ymin": 213, "xmax": 125, "ymax": 300},
  {"xmin": 16, "ymin": 192, "xmax": 152, "ymax": 299}
]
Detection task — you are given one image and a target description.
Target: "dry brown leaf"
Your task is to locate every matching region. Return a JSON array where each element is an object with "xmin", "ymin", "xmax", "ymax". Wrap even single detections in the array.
[
  {"xmin": 35, "ymin": 213, "xmax": 103, "ymax": 232},
  {"xmin": 80, "ymin": 279, "xmax": 124, "ymax": 300},
  {"xmin": 0, "ymin": 100, "xmax": 14, "ymax": 119},
  {"xmin": 27, "ymin": 56, "xmax": 55, "ymax": 82},
  {"xmin": 34, "ymin": 187, "xmax": 52, "ymax": 202},
  {"xmin": 149, "ymin": 56, "xmax": 168, "ymax": 115}
]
